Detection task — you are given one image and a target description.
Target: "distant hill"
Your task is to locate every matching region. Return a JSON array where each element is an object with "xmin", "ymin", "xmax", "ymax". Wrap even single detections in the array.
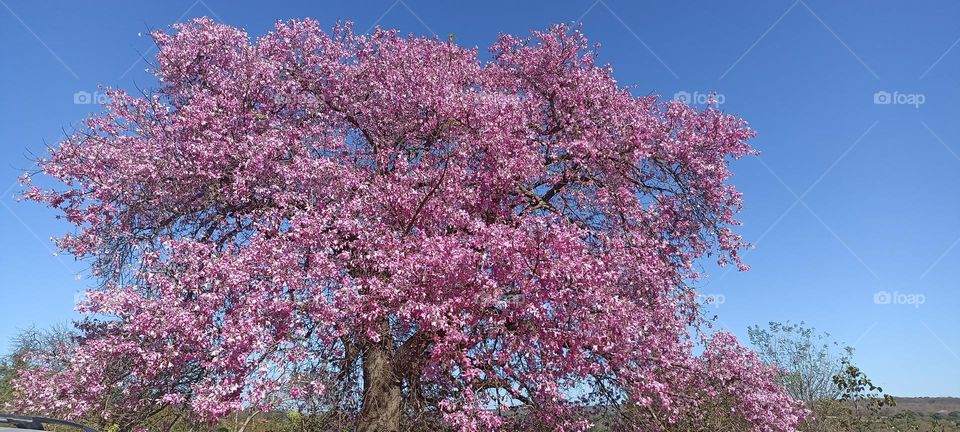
[{"xmin": 884, "ymin": 397, "xmax": 960, "ymax": 415}]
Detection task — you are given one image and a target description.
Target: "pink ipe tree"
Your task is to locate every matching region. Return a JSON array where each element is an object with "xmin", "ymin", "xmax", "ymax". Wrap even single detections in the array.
[{"xmin": 15, "ymin": 18, "xmax": 807, "ymax": 431}]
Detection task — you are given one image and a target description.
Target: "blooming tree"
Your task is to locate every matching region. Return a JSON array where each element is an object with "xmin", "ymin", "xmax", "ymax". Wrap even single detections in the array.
[{"xmin": 16, "ymin": 18, "xmax": 806, "ymax": 431}]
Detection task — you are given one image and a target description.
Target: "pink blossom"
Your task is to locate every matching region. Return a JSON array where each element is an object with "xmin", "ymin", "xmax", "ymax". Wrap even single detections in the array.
[{"xmin": 14, "ymin": 18, "xmax": 804, "ymax": 431}]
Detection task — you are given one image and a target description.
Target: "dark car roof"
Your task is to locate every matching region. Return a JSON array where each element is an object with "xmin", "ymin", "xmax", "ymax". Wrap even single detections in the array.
[{"xmin": 0, "ymin": 414, "xmax": 97, "ymax": 432}]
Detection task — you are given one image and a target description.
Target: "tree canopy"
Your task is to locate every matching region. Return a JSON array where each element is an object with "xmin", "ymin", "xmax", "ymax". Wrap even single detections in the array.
[{"xmin": 15, "ymin": 18, "xmax": 806, "ymax": 431}]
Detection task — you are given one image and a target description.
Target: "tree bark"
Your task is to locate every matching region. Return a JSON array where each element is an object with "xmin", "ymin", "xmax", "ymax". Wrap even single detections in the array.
[{"xmin": 357, "ymin": 323, "xmax": 402, "ymax": 432}]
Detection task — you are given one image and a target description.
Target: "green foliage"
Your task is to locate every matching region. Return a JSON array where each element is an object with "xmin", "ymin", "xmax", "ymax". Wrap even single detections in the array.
[
  {"xmin": 834, "ymin": 359, "xmax": 895, "ymax": 408},
  {"xmin": 748, "ymin": 321, "xmax": 852, "ymax": 402},
  {"xmin": 0, "ymin": 357, "xmax": 15, "ymax": 406},
  {"xmin": 814, "ymin": 358, "xmax": 897, "ymax": 431},
  {"xmin": 746, "ymin": 321, "xmax": 923, "ymax": 432}
]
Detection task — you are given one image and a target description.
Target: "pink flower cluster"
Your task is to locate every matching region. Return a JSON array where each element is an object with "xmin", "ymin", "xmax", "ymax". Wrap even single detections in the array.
[{"xmin": 16, "ymin": 18, "xmax": 806, "ymax": 431}]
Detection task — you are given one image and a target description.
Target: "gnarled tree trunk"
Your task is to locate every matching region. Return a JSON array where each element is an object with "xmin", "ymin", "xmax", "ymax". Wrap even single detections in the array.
[{"xmin": 357, "ymin": 323, "xmax": 402, "ymax": 432}]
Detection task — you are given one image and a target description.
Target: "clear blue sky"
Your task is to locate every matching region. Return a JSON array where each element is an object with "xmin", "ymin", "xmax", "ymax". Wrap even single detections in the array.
[{"xmin": 1, "ymin": 0, "xmax": 958, "ymax": 397}]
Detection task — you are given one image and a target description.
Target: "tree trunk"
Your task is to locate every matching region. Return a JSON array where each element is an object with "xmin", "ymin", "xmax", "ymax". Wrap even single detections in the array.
[{"xmin": 357, "ymin": 324, "xmax": 402, "ymax": 432}]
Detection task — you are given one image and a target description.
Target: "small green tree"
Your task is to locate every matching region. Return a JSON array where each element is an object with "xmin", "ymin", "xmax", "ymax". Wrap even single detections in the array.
[
  {"xmin": 830, "ymin": 359, "xmax": 896, "ymax": 430},
  {"xmin": 749, "ymin": 322, "xmax": 899, "ymax": 432},
  {"xmin": 747, "ymin": 321, "xmax": 851, "ymax": 402}
]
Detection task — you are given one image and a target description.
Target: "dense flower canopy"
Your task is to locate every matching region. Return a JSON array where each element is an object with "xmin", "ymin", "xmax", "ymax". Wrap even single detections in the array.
[{"xmin": 15, "ymin": 18, "xmax": 806, "ymax": 431}]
